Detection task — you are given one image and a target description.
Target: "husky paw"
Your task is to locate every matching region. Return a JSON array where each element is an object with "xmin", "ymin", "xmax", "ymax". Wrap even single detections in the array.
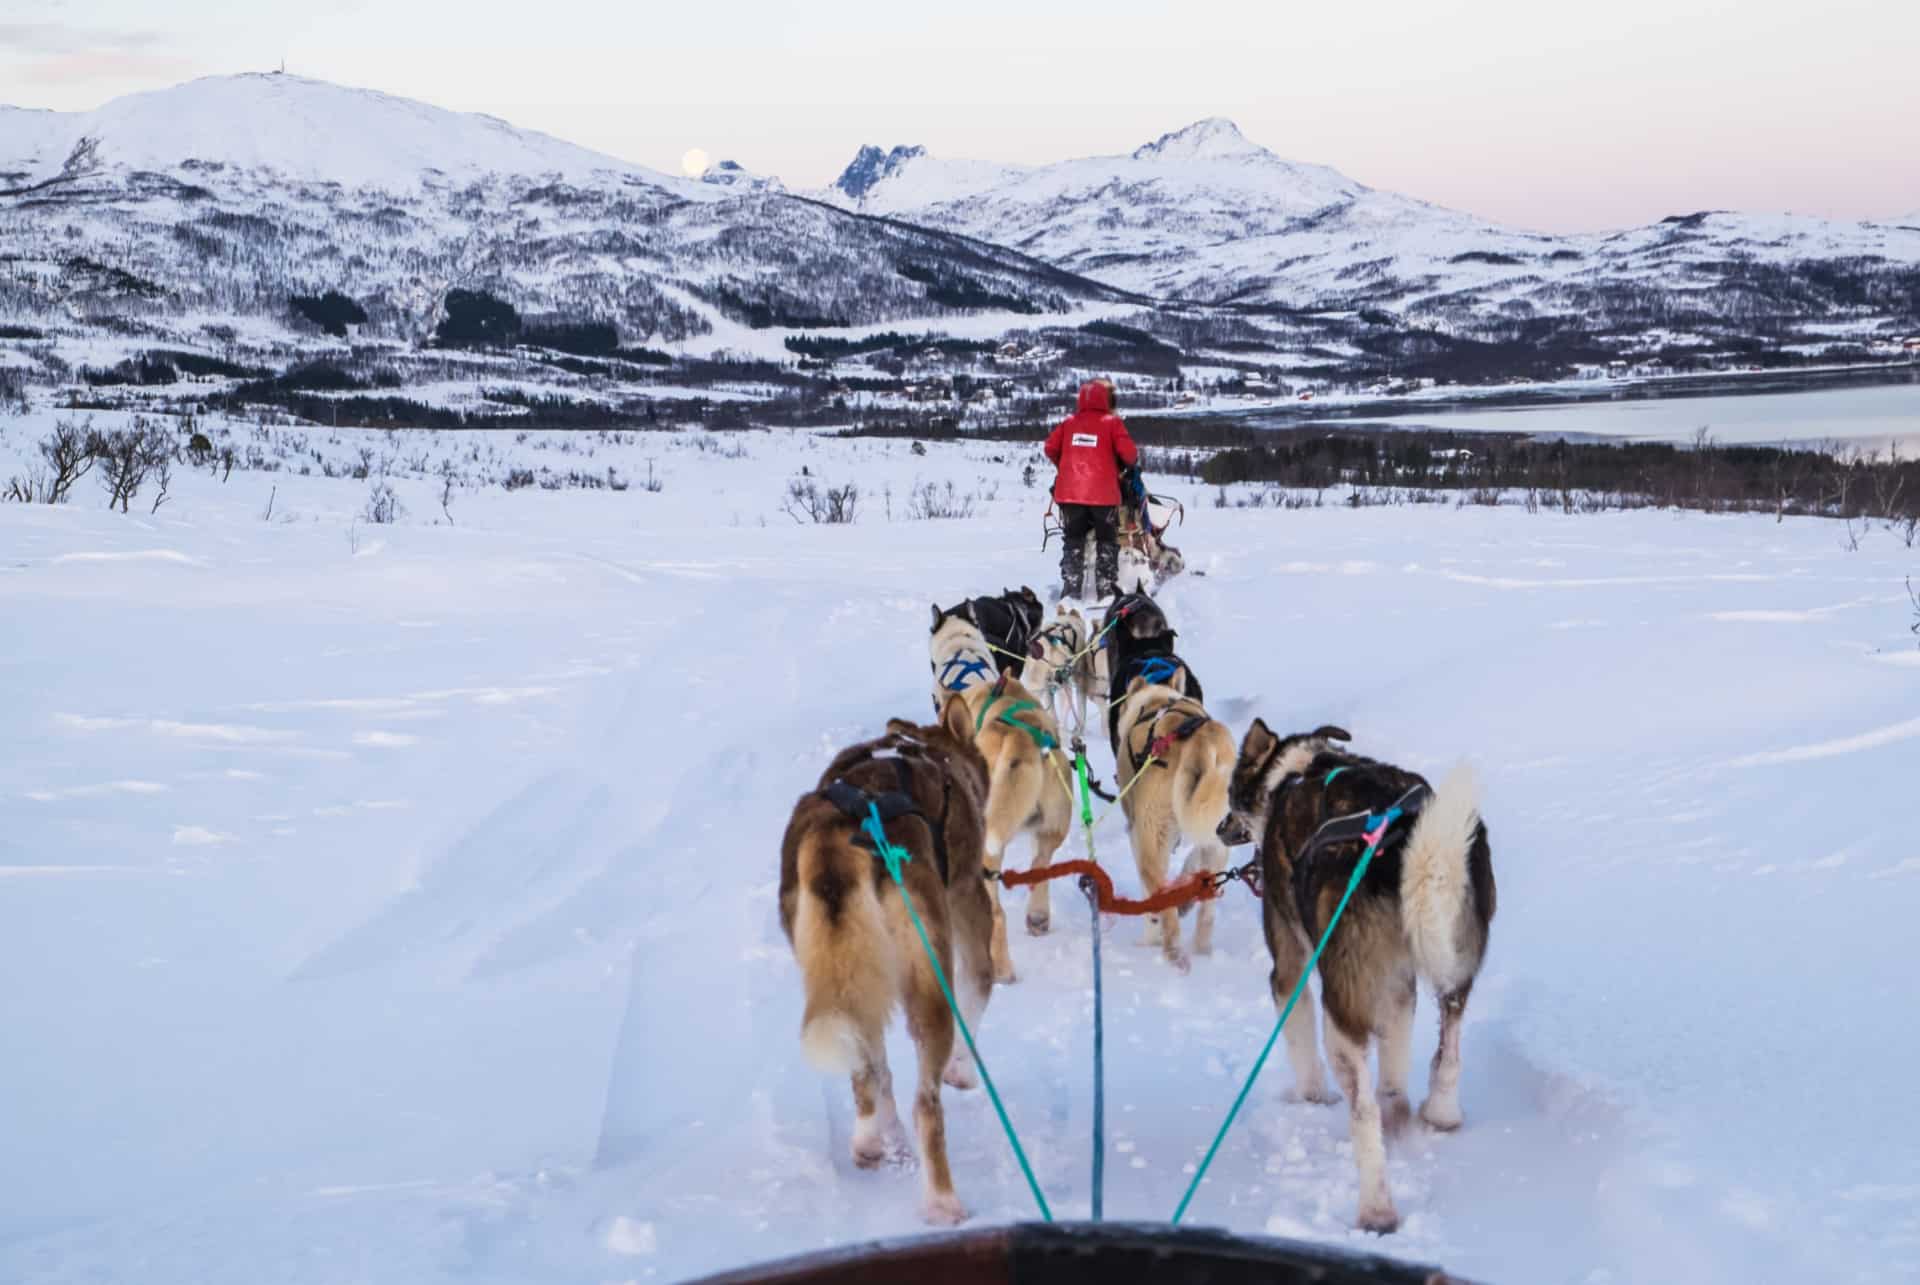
[
  {"xmin": 943, "ymin": 1058, "xmax": 980, "ymax": 1091},
  {"xmin": 921, "ymin": 1191, "xmax": 969, "ymax": 1227},
  {"xmin": 852, "ymin": 1122, "xmax": 908, "ymax": 1169},
  {"xmin": 1356, "ymin": 1200, "xmax": 1401, "ymax": 1235},
  {"xmin": 1025, "ymin": 911, "xmax": 1050, "ymax": 936},
  {"xmin": 1419, "ymin": 1096, "xmax": 1462, "ymax": 1133},
  {"xmin": 993, "ymin": 963, "xmax": 1018, "ymax": 985},
  {"xmin": 1380, "ymin": 1092, "xmax": 1413, "ymax": 1139},
  {"xmin": 1164, "ymin": 947, "xmax": 1192, "ymax": 975},
  {"xmin": 1284, "ymin": 1082, "xmax": 1340, "ymax": 1106}
]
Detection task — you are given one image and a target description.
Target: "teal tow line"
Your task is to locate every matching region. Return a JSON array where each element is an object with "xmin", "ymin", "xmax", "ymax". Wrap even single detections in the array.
[
  {"xmin": 861, "ymin": 804, "xmax": 1053, "ymax": 1222},
  {"xmin": 1169, "ymin": 802, "xmax": 1407, "ymax": 1225}
]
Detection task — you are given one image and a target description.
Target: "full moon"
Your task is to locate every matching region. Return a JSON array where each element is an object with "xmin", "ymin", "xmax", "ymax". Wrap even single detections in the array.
[{"xmin": 680, "ymin": 148, "xmax": 709, "ymax": 178}]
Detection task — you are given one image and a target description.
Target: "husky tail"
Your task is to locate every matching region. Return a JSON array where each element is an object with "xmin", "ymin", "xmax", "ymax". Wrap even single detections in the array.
[
  {"xmin": 793, "ymin": 830, "xmax": 897, "ymax": 1073},
  {"xmin": 1173, "ymin": 724, "xmax": 1235, "ymax": 842},
  {"xmin": 1400, "ymin": 762, "xmax": 1493, "ymax": 994}
]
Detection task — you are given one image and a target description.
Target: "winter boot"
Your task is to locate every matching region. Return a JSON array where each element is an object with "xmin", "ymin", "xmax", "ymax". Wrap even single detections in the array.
[
  {"xmin": 1059, "ymin": 537, "xmax": 1088, "ymax": 603},
  {"xmin": 1093, "ymin": 536, "xmax": 1120, "ymax": 600}
]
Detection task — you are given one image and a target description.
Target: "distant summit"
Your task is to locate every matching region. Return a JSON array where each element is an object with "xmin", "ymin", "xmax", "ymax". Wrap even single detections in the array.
[
  {"xmin": 832, "ymin": 143, "xmax": 926, "ymax": 200},
  {"xmin": 1130, "ymin": 117, "xmax": 1260, "ymax": 162},
  {"xmin": 701, "ymin": 159, "xmax": 782, "ymax": 192}
]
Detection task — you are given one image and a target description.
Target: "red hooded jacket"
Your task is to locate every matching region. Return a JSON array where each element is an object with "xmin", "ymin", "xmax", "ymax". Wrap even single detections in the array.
[{"xmin": 1044, "ymin": 381, "xmax": 1138, "ymax": 507}]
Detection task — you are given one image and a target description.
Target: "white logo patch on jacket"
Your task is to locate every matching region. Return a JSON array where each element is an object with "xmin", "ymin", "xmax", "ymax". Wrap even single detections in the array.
[{"xmin": 1070, "ymin": 432, "xmax": 1099, "ymax": 448}]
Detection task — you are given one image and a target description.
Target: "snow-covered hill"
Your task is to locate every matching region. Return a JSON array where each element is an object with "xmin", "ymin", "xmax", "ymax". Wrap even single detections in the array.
[
  {"xmin": 1, "ymin": 72, "xmax": 684, "ymax": 191},
  {"xmin": 817, "ymin": 118, "xmax": 1920, "ymax": 330},
  {"xmin": 0, "ymin": 74, "xmax": 1125, "ymax": 358}
]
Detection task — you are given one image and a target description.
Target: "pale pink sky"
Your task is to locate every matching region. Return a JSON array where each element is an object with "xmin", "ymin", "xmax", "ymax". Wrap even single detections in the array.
[{"xmin": 4, "ymin": 0, "xmax": 1917, "ymax": 232}]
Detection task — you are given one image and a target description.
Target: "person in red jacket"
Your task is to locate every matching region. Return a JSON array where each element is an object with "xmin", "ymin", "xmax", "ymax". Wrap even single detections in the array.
[{"xmin": 1044, "ymin": 378, "xmax": 1138, "ymax": 600}]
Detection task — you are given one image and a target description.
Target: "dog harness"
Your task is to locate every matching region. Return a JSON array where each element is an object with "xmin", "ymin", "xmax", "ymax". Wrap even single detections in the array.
[
  {"xmin": 1027, "ymin": 621, "xmax": 1083, "ymax": 661},
  {"xmin": 1123, "ymin": 697, "xmax": 1210, "ymax": 770},
  {"xmin": 959, "ymin": 593, "xmax": 1040, "ymax": 661},
  {"xmin": 1126, "ymin": 654, "xmax": 1183, "ymax": 687},
  {"xmin": 972, "ymin": 672, "xmax": 1059, "ymax": 752},
  {"xmin": 1271, "ymin": 768, "xmax": 1433, "ymax": 929},
  {"xmin": 938, "ymin": 652, "xmax": 992, "ymax": 691},
  {"xmin": 823, "ymin": 750, "xmax": 955, "ymax": 885}
]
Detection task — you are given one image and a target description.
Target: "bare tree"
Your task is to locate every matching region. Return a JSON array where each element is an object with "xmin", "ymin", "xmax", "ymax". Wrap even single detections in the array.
[
  {"xmin": 1823, "ymin": 443, "xmax": 1859, "ymax": 517},
  {"xmin": 38, "ymin": 420, "xmax": 100, "ymax": 504},
  {"xmin": 94, "ymin": 420, "xmax": 175, "ymax": 513},
  {"xmin": 148, "ymin": 453, "xmax": 173, "ymax": 514}
]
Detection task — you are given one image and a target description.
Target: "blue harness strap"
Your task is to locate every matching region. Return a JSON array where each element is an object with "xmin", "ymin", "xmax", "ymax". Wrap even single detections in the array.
[
  {"xmin": 939, "ymin": 654, "xmax": 991, "ymax": 691},
  {"xmin": 1133, "ymin": 655, "xmax": 1180, "ymax": 686}
]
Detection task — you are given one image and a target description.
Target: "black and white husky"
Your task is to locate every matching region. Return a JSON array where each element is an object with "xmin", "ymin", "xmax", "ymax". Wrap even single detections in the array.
[{"xmin": 1217, "ymin": 722, "xmax": 1497, "ymax": 1234}]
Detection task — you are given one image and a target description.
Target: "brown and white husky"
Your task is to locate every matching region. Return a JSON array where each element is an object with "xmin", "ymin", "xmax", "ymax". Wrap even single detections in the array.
[{"xmin": 778, "ymin": 697, "xmax": 996, "ymax": 1225}]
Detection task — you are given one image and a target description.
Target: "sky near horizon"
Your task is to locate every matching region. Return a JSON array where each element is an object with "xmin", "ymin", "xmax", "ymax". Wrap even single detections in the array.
[{"xmin": 3, "ymin": 0, "xmax": 1917, "ymax": 233}]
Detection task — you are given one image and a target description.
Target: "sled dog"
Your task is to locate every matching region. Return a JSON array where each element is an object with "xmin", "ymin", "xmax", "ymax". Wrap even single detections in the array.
[
  {"xmin": 1217, "ymin": 721, "xmax": 1497, "ymax": 1234},
  {"xmin": 779, "ymin": 697, "xmax": 996, "ymax": 1226},
  {"xmin": 1111, "ymin": 674, "xmax": 1236, "ymax": 971},
  {"xmin": 929, "ymin": 612, "xmax": 997, "ymax": 715},
  {"xmin": 960, "ymin": 675, "xmax": 1073, "ymax": 978},
  {"xmin": 930, "ymin": 587, "xmax": 1043, "ymax": 677},
  {"xmin": 1101, "ymin": 592, "xmax": 1204, "ymax": 754},
  {"xmin": 1018, "ymin": 604, "xmax": 1095, "ymax": 744}
]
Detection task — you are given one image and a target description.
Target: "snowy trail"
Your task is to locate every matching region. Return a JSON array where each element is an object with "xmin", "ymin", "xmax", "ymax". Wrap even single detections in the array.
[{"xmin": 2, "ymin": 430, "xmax": 1917, "ymax": 1283}]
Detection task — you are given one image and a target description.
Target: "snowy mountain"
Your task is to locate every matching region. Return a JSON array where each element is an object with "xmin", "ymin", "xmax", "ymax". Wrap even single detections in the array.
[
  {"xmin": 829, "ymin": 143, "xmax": 1030, "ymax": 209},
  {"xmin": 701, "ymin": 159, "xmax": 784, "ymax": 193},
  {"xmin": 0, "ymin": 73, "xmax": 1124, "ymax": 360},
  {"xmin": 0, "ymin": 72, "xmax": 676, "ymax": 191},
  {"xmin": 1, "ymin": 77, "xmax": 1914, "ymax": 412},
  {"xmin": 817, "ymin": 118, "xmax": 1920, "ymax": 337}
]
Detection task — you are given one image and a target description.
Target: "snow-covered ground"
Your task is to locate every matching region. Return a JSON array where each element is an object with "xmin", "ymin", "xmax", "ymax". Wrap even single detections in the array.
[{"xmin": 2, "ymin": 419, "xmax": 1918, "ymax": 1284}]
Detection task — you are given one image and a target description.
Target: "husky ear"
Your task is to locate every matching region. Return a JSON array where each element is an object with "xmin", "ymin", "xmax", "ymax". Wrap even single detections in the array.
[
  {"xmin": 1244, "ymin": 717, "xmax": 1277, "ymax": 757},
  {"xmin": 939, "ymin": 693, "xmax": 972, "ymax": 742},
  {"xmin": 1313, "ymin": 724, "xmax": 1352, "ymax": 743},
  {"xmin": 887, "ymin": 717, "xmax": 918, "ymax": 738},
  {"xmin": 930, "ymin": 604, "xmax": 944, "ymax": 633},
  {"xmin": 1125, "ymin": 675, "xmax": 1149, "ymax": 698},
  {"xmin": 1169, "ymin": 666, "xmax": 1189, "ymax": 692}
]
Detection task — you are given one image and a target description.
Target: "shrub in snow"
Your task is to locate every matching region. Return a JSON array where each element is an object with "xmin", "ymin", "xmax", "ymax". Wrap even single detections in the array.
[
  {"xmin": 363, "ymin": 479, "xmax": 405, "ymax": 525},
  {"xmin": 784, "ymin": 477, "xmax": 858, "ymax": 524},
  {"xmin": 905, "ymin": 480, "xmax": 976, "ymax": 520}
]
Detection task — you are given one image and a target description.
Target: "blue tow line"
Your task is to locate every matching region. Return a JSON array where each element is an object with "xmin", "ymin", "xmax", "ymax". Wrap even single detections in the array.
[{"xmin": 1082, "ymin": 872, "xmax": 1105, "ymax": 1222}]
